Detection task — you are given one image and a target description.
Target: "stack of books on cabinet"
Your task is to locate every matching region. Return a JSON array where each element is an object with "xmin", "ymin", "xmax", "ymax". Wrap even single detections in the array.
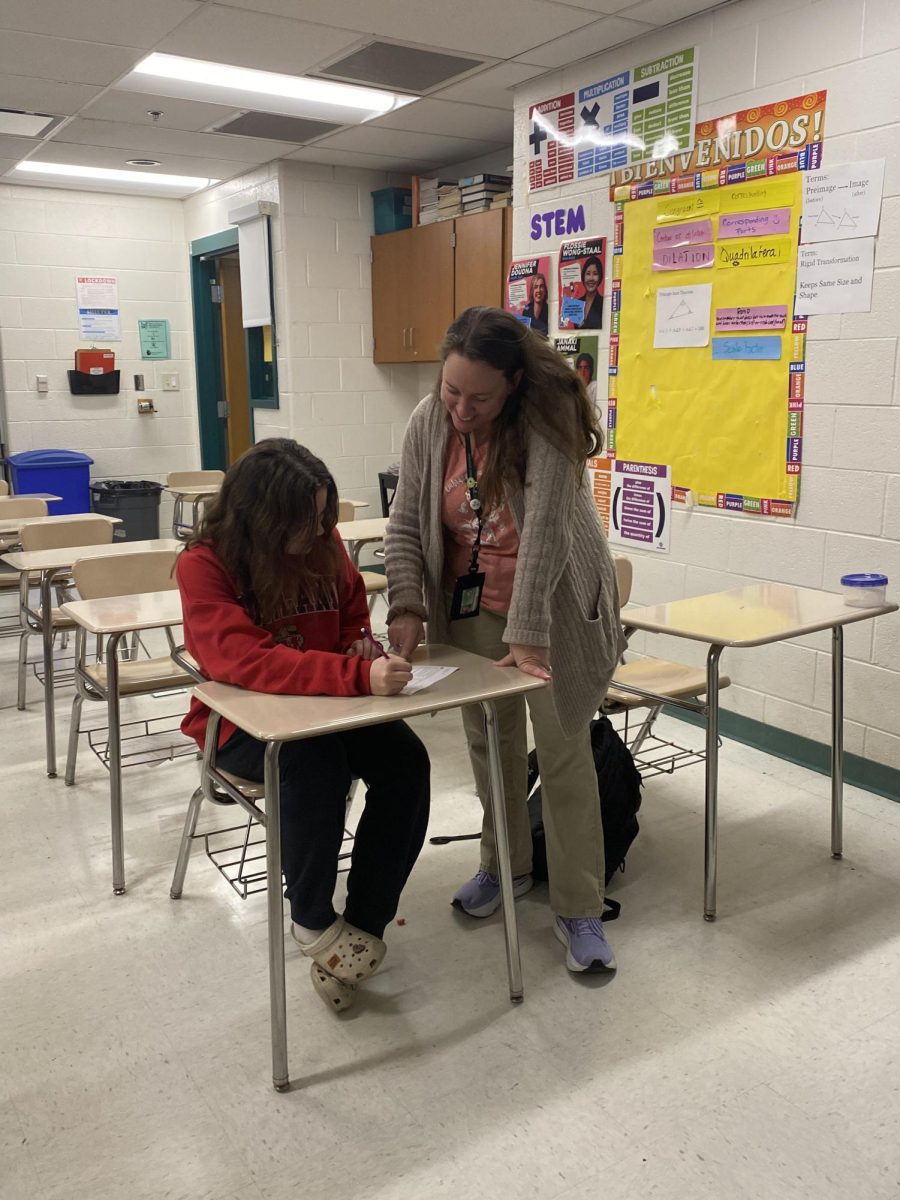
[
  {"xmin": 460, "ymin": 173, "xmax": 512, "ymax": 215},
  {"xmin": 417, "ymin": 176, "xmax": 453, "ymax": 225}
]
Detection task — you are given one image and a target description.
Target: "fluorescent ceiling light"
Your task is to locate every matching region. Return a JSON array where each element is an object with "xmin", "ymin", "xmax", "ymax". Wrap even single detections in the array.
[
  {"xmin": 126, "ymin": 52, "xmax": 417, "ymax": 123},
  {"xmin": 15, "ymin": 161, "xmax": 218, "ymax": 190}
]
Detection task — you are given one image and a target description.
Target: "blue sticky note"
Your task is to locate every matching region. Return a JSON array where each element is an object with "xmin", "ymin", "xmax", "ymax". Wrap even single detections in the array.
[
  {"xmin": 711, "ymin": 335, "xmax": 782, "ymax": 361},
  {"xmin": 560, "ymin": 296, "xmax": 586, "ymax": 326}
]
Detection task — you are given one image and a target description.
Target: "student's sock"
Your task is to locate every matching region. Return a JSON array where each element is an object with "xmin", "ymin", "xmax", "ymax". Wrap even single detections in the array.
[{"xmin": 292, "ymin": 921, "xmax": 328, "ymax": 945}]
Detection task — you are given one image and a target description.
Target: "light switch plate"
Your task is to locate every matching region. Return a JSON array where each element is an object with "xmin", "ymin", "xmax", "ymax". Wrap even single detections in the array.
[
  {"xmin": 162, "ymin": 372, "xmax": 179, "ymax": 391},
  {"xmin": 36, "ymin": 374, "xmax": 48, "ymax": 392}
]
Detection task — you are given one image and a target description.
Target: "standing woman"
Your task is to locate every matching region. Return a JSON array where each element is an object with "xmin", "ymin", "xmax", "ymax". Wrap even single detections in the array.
[
  {"xmin": 177, "ymin": 439, "xmax": 430, "ymax": 1012},
  {"xmin": 578, "ymin": 255, "xmax": 604, "ymax": 330},
  {"xmin": 385, "ymin": 307, "xmax": 625, "ymax": 973}
]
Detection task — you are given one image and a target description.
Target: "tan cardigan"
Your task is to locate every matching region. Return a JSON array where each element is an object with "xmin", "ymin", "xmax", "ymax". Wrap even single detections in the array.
[{"xmin": 385, "ymin": 395, "xmax": 626, "ymax": 736}]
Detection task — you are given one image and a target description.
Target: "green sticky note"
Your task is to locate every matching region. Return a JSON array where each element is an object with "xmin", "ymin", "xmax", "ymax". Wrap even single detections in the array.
[{"xmin": 138, "ymin": 319, "xmax": 171, "ymax": 359}]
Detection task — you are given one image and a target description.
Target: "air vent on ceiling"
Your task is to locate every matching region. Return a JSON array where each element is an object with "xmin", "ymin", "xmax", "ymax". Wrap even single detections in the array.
[
  {"xmin": 213, "ymin": 111, "xmax": 343, "ymax": 143},
  {"xmin": 317, "ymin": 43, "xmax": 482, "ymax": 92}
]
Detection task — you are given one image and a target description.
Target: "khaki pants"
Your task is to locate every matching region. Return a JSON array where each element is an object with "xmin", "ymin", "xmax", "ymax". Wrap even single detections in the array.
[{"xmin": 447, "ymin": 604, "xmax": 605, "ymax": 917}]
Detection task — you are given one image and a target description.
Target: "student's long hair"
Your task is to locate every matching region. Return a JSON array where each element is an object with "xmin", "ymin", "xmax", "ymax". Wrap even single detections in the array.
[
  {"xmin": 435, "ymin": 306, "xmax": 602, "ymax": 513},
  {"xmin": 189, "ymin": 439, "xmax": 341, "ymax": 623}
]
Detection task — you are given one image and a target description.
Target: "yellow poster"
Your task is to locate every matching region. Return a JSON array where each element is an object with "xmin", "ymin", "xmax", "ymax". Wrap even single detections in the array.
[{"xmin": 612, "ymin": 173, "xmax": 804, "ymax": 512}]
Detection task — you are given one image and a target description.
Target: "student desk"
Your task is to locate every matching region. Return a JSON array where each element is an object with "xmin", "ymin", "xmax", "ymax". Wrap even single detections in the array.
[
  {"xmin": 2, "ymin": 538, "xmax": 181, "ymax": 777},
  {"xmin": 165, "ymin": 484, "xmax": 221, "ymax": 541},
  {"xmin": 193, "ymin": 644, "xmax": 546, "ymax": 1091},
  {"xmin": 336, "ymin": 515, "xmax": 388, "ymax": 567},
  {"xmin": 0, "ymin": 511, "xmax": 117, "ymax": 538},
  {"xmin": 60, "ymin": 589, "xmax": 185, "ymax": 894},
  {"xmin": 622, "ymin": 583, "xmax": 898, "ymax": 921},
  {"xmin": 0, "ymin": 492, "xmax": 62, "ymax": 504}
]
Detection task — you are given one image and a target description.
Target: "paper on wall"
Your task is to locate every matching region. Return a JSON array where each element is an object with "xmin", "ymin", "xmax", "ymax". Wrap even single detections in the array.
[
  {"xmin": 795, "ymin": 237, "xmax": 875, "ymax": 314},
  {"xmin": 801, "ymin": 159, "xmax": 885, "ymax": 243},
  {"xmin": 654, "ymin": 284, "xmax": 712, "ymax": 347},
  {"xmin": 711, "ymin": 335, "xmax": 782, "ymax": 361},
  {"xmin": 75, "ymin": 274, "xmax": 121, "ymax": 341},
  {"xmin": 608, "ymin": 460, "xmax": 671, "ymax": 553}
]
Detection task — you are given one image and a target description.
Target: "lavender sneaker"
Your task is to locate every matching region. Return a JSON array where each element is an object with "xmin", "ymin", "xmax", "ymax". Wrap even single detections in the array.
[
  {"xmin": 554, "ymin": 915, "xmax": 617, "ymax": 973},
  {"xmin": 451, "ymin": 869, "xmax": 533, "ymax": 918}
]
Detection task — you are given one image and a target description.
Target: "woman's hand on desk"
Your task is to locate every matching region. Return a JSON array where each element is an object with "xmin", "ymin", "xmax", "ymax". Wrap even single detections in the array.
[
  {"xmin": 370, "ymin": 654, "xmax": 413, "ymax": 696},
  {"xmin": 387, "ymin": 613, "xmax": 425, "ymax": 660},
  {"xmin": 495, "ymin": 643, "xmax": 552, "ymax": 681}
]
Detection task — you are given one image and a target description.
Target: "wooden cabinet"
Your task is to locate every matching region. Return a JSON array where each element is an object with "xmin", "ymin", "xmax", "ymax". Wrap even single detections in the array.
[{"xmin": 371, "ymin": 208, "xmax": 511, "ymax": 364}]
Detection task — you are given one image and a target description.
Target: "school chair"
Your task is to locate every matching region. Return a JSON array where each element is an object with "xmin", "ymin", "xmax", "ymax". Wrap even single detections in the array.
[
  {"xmin": 64, "ymin": 547, "xmax": 193, "ymax": 788},
  {"xmin": 605, "ymin": 554, "xmax": 731, "ymax": 765},
  {"xmin": 15, "ymin": 515, "xmax": 112, "ymax": 709},
  {"xmin": 338, "ymin": 499, "xmax": 388, "ymax": 617},
  {"xmin": 1, "ymin": 499, "xmax": 49, "ymax": 642},
  {"xmin": 0, "ymin": 480, "xmax": 8, "ymax": 495},
  {"xmin": 167, "ymin": 470, "xmax": 224, "ymax": 541},
  {"xmin": 0, "ymin": 496, "xmax": 47, "ymax": 553}
]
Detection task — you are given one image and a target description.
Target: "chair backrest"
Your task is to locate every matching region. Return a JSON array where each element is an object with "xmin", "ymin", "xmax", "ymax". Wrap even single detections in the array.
[
  {"xmin": 0, "ymin": 480, "xmax": 8, "ymax": 496},
  {"xmin": 613, "ymin": 555, "xmax": 633, "ymax": 609},
  {"xmin": 337, "ymin": 500, "xmax": 355, "ymax": 523},
  {"xmin": 20, "ymin": 517, "xmax": 113, "ymax": 552},
  {"xmin": 73, "ymin": 548, "xmax": 181, "ymax": 600},
  {"xmin": 167, "ymin": 470, "xmax": 224, "ymax": 489},
  {"xmin": 0, "ymin": 497, "xmax": 47, "ymax": 519}
]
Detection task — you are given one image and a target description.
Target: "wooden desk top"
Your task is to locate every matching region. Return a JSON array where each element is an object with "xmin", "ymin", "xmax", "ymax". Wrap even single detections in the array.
[
  {"xmin": 3, "ymin": 537, "xmax": 181, "ymax": 575},
  {"xmin": 336, "ymin": 516, "xmax": 388, "ymax": 542},
  {"xmin": 0, "ymin": 512, "xmax": 119, "ymax": 536},
  {"xmin": 165, "ymin": 485, "xmax": 220, "ymax": 499},
  {"xmin": 194, "ymin": 643, "xmax": 546, "ymax": 742},
  {"xmin": 625, "ymin": 582, "xmax": 898, "ymax": 648},
  {"xmin": 61, "ymin": 589, "xmax": 182, "ymax": 635}
]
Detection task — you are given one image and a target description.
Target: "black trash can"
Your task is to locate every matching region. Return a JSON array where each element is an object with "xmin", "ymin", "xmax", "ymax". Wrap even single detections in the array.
[{"xmin": 90, "ymin": 479, "xmax": 163, "ymax": 542}]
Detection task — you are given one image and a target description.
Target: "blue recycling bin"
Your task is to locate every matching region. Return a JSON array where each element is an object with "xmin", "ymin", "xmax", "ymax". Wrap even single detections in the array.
[{"xmin": 6, "ymin": 449, "xmax": 94, "ymax": 514}]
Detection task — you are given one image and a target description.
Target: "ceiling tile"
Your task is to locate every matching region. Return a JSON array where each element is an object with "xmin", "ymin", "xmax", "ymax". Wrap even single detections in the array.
[
  {"xmin": 50, "ymin": 118, "xmax": 299, "ymax": 163},
  {"xmin": 0, "ymin": 75, "xmax": 105, "ymax": 117},
  {"xmin": 0, "ymin": 135, "xmax": 42, "ymax": 160},
  {"xmin": 158, "ymin": 4, "xmax": 365, "ymax": 74},
  {"xmin": 0, "ymin": 0, "xmax": 202, "ymax": 47},
  {"xmin": 285, "ymin": 145, "xmax": 430, "ymax": 172},
  {"xmin": 544, "ymin": 0, "xmax": 644, "ymax": 9},
  {"xmin": 311, "ymin": 124, "xmax": 503, "ymax": 162},
  {"xmin": 213, "ymin": 0, "xmax": 598, "ymax": 59},
  {"xmin": 27, "ymin": 139, "xmax": 252, "ymax": 182},
  {"xmin": 0, "ymin": 32, "xmax": 141, "ymax": 87},
  {"xmin": 372, "ymin": 99, "xmax": 513, "ymax": 142},
  {"xmin": 81, "ymin": 91, "xmax": 239, "ymax": 133},
  {"xmin": 430, "ymin": 62, "xmax": 546, "ymax": 109},
  {"xmin": 620, "ymin": 0, "xmax": 723, "ymax": 23},
  {"xmin": 514, "ymin": 14, "xmax": 656, "ymax": 67}
]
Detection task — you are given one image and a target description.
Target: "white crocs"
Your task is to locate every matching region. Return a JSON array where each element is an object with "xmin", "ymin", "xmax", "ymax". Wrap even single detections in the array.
[
  {"xmin": 309, "ymin": 962, "xmax": 355, "ymax": 1012},
  {"xmin": 292, "ymin": 917, "xmax": 386, "ymax": 983}
]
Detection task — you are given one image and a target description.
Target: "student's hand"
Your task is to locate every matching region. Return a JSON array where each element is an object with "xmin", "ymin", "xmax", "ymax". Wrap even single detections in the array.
[
  {"xmin": 387, "ymin": 613, "xmax": 425, "ymax": 660},
  {"xmin": 495, "ymin": 644, "xmax": 552, "ymax": 681},
  {"xmin": 369, "ymin": 654, "xmax": 413, "ymax": 696},
  {"xmin": 346, "ymin": 639, "xmax": 383, "ymax": 661}
]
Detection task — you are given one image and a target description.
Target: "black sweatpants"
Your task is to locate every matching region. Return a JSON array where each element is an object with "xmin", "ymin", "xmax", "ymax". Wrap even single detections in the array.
[{"xmin": 217, "ymin": 720, "xmax": 430, "ymax": 938}]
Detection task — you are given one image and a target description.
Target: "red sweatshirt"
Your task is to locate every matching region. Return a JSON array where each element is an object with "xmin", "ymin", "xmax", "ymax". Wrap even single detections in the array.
[{"xmin": 177, "ymin": 532, "xmax": 374, "ymax": 748}]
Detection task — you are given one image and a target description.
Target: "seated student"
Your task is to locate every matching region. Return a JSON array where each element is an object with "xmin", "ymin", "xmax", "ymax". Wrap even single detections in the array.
[{"xmin": 176, "ymin": 438, "xmax": 431, "ymax": 1013}]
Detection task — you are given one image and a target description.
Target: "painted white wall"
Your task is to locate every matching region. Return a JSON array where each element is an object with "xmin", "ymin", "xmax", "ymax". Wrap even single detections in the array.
[
  {"xmin": 512, "ymin": 0, "xmax": 900, "ymax": 770},
  {"xmin": 0, "ymin": 182, "xmax": 198, "ymax": 524}
]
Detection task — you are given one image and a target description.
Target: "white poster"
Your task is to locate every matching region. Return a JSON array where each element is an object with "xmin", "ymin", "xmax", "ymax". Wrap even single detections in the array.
[
  {"xmin": 609, "ymin": 460, "xmax": 671, "ymax": 554},
  {"xmin": 795, "ymin": 237, "xmax": 875, "ymax": 315},
  {"xmin": 801, "ymin": 159, "xmax": 885, "ymax": 244},
  {"xmin": 75, "ymin": 274, "xmax": 121, "ymax": 340},
  {"xmin": 653, "ymin": 283, "xmax": 712, "ymax": 348}
]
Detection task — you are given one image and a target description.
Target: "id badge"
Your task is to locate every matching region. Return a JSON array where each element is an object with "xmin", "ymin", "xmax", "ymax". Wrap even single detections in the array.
[{"xmin": 449, "ymin": 571, "xmax": 485, "ymax": 621}]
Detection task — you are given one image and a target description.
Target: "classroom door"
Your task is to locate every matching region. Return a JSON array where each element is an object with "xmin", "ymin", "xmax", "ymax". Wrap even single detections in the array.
[{"xmin": 216, "ymin": 253, "xmax": 253, "ymax": 464}]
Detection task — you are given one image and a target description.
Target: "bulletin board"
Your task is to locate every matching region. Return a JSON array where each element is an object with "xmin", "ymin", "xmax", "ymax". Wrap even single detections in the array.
[{"xmin": 611, "ymin": 171, "xmax": 806, "ymax": 515}]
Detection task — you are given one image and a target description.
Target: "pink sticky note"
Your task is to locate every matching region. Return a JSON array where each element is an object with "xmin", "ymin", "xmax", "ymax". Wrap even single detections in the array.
[
  {"xmin": 718, "ymin": 208, "xmax": 792, "ymax": 238},
  {"xmin": 653, "ymin": 219, "xmax": 714, "ymax": 250},
  {"xmin": 714, "ymin": 305, "xmax": 788, "ymax": 332},
  {"xmin": 652, "ymin": 243, "xmax": 715, "ymax": 271}
]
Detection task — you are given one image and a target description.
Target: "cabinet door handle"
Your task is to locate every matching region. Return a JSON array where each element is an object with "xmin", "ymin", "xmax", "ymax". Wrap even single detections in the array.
[
  {"xmin": 409, "ymin": 327, "xmax": 415, "ymax": 349},
  {"xmin": 402, "ymin": 326, "xmax": 409, "ymax": 349}
]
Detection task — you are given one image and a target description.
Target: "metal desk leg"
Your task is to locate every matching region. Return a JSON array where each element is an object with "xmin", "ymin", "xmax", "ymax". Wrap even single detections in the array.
[
  {"xmin": 106, "ymin": 633, "xmax": 127, "ymax": 895},
  {"xmin": 704, "ymin": 644, "xmax": 724, "ymax": 922},
  {"xmin": 480, "ymin": 699, "xmax": 524, "ymax": 1003},
  {"xmin": 831, "ymin": 625, "xmax": 844, "ymax": 859},
  {"xmin": 40, "ymin": 570, "xmax": 57, "ymax": 777},
  {"xmin": 264, "ymin": 740, "xmax": 290, "ymax": 1092}
]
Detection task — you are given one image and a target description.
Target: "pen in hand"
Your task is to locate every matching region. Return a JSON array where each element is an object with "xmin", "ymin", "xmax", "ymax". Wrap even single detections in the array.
[{"xmin": 360, "ymin": 626, "xmax": 388, "ymax": 659}]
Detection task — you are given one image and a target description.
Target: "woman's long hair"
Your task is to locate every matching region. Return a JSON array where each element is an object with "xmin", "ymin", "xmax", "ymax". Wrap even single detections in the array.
[
  {"xmin": 188, "ymin": 439, "xmax": 341, "ymax": 624},
  {"xmin": 434, "ymin": 306, "xmax": 603, "ymax": 513}
]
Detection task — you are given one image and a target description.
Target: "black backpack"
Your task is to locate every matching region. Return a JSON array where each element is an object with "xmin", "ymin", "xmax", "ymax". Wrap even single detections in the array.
[{"xmin": 527, "ymin": 715, "xmax": 642, "ymax": 918}]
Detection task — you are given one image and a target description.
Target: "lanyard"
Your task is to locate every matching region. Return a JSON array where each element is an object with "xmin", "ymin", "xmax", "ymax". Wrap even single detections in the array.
[{"xmin": 463, "ymin": 434, "xmax": 484, "ymax": 574}]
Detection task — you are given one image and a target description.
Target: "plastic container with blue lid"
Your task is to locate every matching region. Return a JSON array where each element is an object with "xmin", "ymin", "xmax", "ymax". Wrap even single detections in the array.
[{"xmin": 840, "ymin": 573, "xmax": 888, "ymax": 607}]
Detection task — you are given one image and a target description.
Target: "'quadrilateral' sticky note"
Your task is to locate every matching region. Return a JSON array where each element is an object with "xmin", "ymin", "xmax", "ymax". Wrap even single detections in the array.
[{"xmin": 716, "ymin": 237, "xmax": 792, "ymax": 268}]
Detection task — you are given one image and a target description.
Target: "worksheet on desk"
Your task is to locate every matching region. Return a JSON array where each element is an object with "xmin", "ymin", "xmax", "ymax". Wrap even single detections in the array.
[{"xmin": 401, "ymin": 666, "xmax": 458, "ymax": 695}]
